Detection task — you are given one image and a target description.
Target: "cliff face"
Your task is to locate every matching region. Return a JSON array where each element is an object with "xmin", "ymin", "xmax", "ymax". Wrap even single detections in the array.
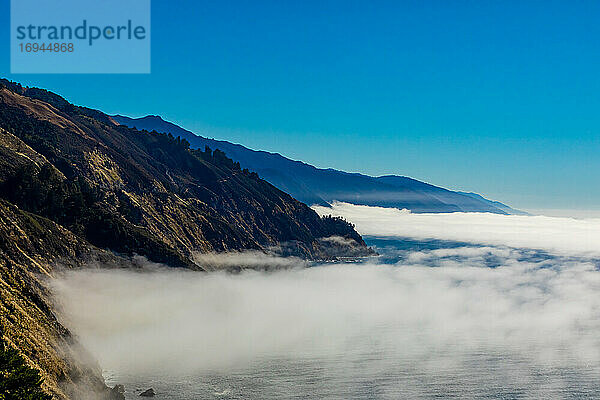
[
  {"xmin": 0, "ymin": 80, "xmax": 369, "ymax": 265},
  {"xmin": 0, "ymin": 197, "xmax": 122, "ymax": 399},
  {"xmin": 0, "ymin": 79, "xmax": 372, "ymax": 398}
]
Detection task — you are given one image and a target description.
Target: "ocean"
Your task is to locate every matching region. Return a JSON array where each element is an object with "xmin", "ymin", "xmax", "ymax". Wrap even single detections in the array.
[{"xmin": 52, "ymin": 207, "xmax": 600, "ymax": 399}]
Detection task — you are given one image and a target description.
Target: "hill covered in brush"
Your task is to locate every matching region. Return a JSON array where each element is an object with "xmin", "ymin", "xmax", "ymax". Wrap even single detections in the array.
[
  {"xmin": 113, "ymin": 114, "xmax": 526, "ymax": 215},
  {"xmin": 0, "ymin": 79, "xmax": 371, "ymax": 399},
  {"xmin": 0, "ymin": 79, "xmax": 370, "ymax": 265}
]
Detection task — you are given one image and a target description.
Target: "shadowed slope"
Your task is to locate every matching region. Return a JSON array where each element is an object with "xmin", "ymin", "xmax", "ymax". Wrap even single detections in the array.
[{"xmin": 112, "ymin": 114, "xmax": 525, "ymax": 214}]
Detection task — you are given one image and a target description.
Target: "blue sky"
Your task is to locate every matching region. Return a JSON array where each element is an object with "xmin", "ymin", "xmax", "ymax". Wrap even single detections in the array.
[{"xmin": 1, "ymin": 0, "xmax": 599, "ymax": 211}]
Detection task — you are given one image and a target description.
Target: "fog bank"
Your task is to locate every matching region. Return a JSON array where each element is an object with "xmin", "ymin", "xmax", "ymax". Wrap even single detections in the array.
[
  {"xmin": 52, "ymin": 251, "xmax": 600, "ymax": 377},
  {"xmin": 313, "ymin": 201, "xmax": 600, "ymax": 256},
  {"xmin": 50, "ymin": 205, "xmax": 600, "ymax": 398}
]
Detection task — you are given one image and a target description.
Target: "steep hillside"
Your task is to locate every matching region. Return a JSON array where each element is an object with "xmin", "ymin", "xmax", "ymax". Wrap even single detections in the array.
[
  {"xmin": 0, "ymin": 80, "xmax": 370, "ymax": 263},
  {"xmin": 0, "ymin": 196, "xmax": 124, "ymax": 399},
  {"xmin": 112, "ymin": 115, "xmax": 525, "ymax": 214},
  {"xmin": 0, "ymin": 79, "xmax": 372, "ymax": 399}
]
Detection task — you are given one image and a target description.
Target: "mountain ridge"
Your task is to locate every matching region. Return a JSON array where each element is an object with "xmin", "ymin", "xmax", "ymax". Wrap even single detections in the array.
[
  {"xmin": 0, "ymin": 79, "xmax": 372, "ymax": 399},
  {"xmin": 112, "ymin": 114, "xmax": 526, "ymax": 215},
  {"xmin": 0, "ymin": 81, "xmax": 370, "ymax": 263}
]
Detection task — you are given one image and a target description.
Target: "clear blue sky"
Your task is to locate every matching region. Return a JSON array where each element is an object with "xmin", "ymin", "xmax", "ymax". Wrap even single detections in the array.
[{"xmin": 1, "ymin": 0, "xmax": 599, "ymax": 211}]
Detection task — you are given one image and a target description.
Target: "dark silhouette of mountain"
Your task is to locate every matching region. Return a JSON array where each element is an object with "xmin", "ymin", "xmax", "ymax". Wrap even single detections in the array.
[
  {"xmin": 456, "ymin": 192, "xmax": 530, "ymax": 215},
  {"xmin": 0, "ymin": 79, "xmax": 371, "ymax": 399},
  {"xmin": 112, "ymin": 115, "xmax": 525, "ymax": 215}
]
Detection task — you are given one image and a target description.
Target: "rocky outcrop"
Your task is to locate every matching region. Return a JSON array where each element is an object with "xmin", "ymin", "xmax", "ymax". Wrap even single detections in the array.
[{"xmin": 139, "ymin": 388, "xmax": 155, "ymax": 397}]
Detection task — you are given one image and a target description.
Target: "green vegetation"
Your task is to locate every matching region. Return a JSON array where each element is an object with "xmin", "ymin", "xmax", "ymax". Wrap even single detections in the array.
[
  {"xmin": 0, "ymin": 337, "xmax": 52, "ymax": 400},
  {"xmin": 0, "ymin": 78, "xmax": 373, "ymax": 400},
  {"xmin": 0, "ymin": 78, "xmax": 370, "ymax": 266},
  {"xmin": 0, "ymin": 164, "xmax": 98, "ymax": 227}
]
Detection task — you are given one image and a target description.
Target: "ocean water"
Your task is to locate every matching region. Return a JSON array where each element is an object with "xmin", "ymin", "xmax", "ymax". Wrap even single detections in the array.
[
  {"xmin": 65, "ymin": 235, "xmax": 599, "ymax": 400},
  {"xmin": 52, "ymin": 207, "xmax": 600, "ymax": 400}
]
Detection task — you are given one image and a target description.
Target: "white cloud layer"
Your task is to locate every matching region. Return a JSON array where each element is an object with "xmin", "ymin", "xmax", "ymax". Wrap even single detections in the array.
[
  {"xmin": 313, "ymin": 201, "xmax": 600, "ymax": 256},
  {"xmin": 50, "ymin": 203, "xmax": 600, "ymax": 397},
  {"xmin": 52, "ymin": 251, "xmax": 600, "ymax": 396},
  {"xmin": 192, "ymin": 250, "xmax": 307, "ymax": 271}
]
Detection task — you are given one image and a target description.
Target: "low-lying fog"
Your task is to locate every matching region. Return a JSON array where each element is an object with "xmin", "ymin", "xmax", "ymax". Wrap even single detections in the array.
[
  {"xmin": 313, "ymin": 201, "xmax": 600, "ymax": 256},
  {"xmin": 51, "ymin": 203, "xmax": 600, "ymax": 399}
]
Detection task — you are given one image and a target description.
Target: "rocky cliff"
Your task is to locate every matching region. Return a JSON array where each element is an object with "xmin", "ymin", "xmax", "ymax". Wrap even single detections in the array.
[
  {"xmin": 0, "ymin": 79, "xmax": 372, "ymax": 398},
  {"xmin": 0, "ymin": 197, "xmax": 124, "ymax": 399}
]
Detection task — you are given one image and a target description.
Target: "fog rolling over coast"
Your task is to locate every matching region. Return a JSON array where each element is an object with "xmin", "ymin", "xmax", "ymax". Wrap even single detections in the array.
[
  {"xmin": 53, "ymin": 206, "xmax": 600, "ymax": 399},
  {"xmin": 313, "ymin": 201, "xmax": 600, "ymax": 256}
]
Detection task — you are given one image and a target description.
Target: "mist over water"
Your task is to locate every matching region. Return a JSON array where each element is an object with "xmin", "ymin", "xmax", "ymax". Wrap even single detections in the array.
[
  {"xmin": 52, "ymin": 205, "xmax": 600, "ymax": 399},
  {"xmin": 313, "ymin": 202, "xmax": 600, "ymax": 256}
]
